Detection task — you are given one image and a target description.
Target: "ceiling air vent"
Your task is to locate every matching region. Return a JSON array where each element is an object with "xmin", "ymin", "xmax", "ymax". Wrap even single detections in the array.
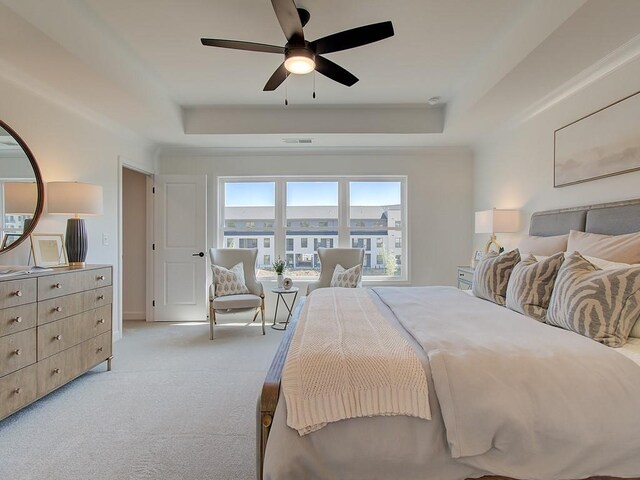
[{"xmin": 283, "ymin": 138, "xmax": 313, "ymax": 144}]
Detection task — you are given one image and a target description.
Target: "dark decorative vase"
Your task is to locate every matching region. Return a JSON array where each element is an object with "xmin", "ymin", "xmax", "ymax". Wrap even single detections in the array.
[{"xmin": 65, "ymin": 218, "xmax": 88, "ymax": 266}]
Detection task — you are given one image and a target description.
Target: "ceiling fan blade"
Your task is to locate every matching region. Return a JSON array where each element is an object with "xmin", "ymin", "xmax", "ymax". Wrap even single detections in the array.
[
  {"xmin": 271, "ymin": 0, "xmax": 304, "ymax": 43},
  {"xmin": 263, "ymin": 63, "xmax": 289, "ymax": 91},
  {"xmin": 201, "ymin": 38, "xmax": 284, "ymax": 54},
  {"xmin": 310, "ymin": 21, "xmax": 394, "ymax": 55},
  {"xmin": 315, "ymin": 56, "xmax": 358, "ymax": 87}
]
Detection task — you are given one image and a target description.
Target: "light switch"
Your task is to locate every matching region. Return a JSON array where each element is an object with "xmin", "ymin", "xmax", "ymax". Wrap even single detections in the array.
[{"xmin": 102, "ymin": 233, "xmax": 109, "ymax": 246}]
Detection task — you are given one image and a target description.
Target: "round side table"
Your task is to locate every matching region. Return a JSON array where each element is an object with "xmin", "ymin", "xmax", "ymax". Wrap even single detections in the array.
[{"xmin": 271, "ymin": 287, "xmax": 299, "ymax": 330}]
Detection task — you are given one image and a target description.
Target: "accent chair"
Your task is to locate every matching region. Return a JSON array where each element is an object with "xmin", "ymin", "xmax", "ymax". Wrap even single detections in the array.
[
  {"xmin": 209, "ymin": 248, "xmax": 265, "ymax": 340},
  {"xmin": 306, "ymin": 247, "xmax": 365, "ymax": 295}
]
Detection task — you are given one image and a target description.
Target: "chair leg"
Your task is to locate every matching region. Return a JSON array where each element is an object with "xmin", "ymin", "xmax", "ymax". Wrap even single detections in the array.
[
  {"xmin": 261, "ymin": 298, "xmax": 266, "ymax": 335},
  {"xmin": 252, "ymin": 308, "xmax": 260, "ymax": 323},
  {"xmin": 210, "ymin": 306, "xmax": 216, "ymax": 340}
]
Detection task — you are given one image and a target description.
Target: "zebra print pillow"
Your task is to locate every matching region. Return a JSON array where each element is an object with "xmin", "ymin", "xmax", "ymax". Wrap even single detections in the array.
[
  {"xmin": 546, "ymin": 252, "xmax": 640, "ymax": 347},
  {"xmin": 506, "ymin": 252, "xmax": 564, "ymax": 321},
  {"xmin": 472, "ymin": 249, "xmax": 521, "ymax": 305}
]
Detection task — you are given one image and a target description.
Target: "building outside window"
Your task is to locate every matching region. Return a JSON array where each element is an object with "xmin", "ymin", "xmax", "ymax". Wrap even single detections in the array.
[{"xmin": 220, "ymin": 177, "xmax": 407, "ymax": 281}]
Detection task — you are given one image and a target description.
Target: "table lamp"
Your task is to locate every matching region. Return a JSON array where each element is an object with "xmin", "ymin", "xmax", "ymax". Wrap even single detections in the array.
[
  {"xmin": 475, "ymin": 208, "xmax": 519, "ymax": 254},
  {"xmin": 4, "ymin": 182, "xmax": 38, "ymax": 232},
  {"xmin": 47, "ymin": 182, "xmax": 103, "ymax": 266}
]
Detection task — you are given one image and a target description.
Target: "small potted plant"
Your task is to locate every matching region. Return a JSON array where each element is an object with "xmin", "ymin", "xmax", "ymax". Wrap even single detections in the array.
[{"xmin": 273, "ymin": 257, "xmax": 286, "ymax": 288}]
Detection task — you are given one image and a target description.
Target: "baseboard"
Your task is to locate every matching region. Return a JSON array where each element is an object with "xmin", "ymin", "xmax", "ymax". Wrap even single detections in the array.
[{"xmin": 123, "ymin": 311, "xmax": 146, "ymax": 321}]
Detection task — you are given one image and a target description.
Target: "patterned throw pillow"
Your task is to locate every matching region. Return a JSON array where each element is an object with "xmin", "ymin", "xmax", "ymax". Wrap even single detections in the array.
[
  {"xmin": 506, "ymin": 252, "xmax": 564, "ymax": 321},
  {"xmin": 212, "ymin": 262, "xmax": 250, "ymax": 297},
  {"xmin": 546, "ymin": 252, "xmax": 640, "ymax": 347},
  {"xmin": 330, "ymin": 264, "xmax": 362, "ymax": 288},
  {"xmin": 472, "ymin": 249, "xmax": 521, "ymax": 305}
]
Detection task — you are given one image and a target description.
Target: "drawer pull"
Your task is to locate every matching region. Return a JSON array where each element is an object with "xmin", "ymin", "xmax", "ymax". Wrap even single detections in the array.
[
  {"xmin": 14, "ymin": 290, "xmax": 22, "ymax": 297},
  {"xmin": 97, "ymin": 347, "xmax": 103, "ymax": 353},
  {"xmin": 13, "ymin": 316, "xmax": 23, "ymax": 323},
  {"xmin": 97, "ymin": 295, "xmax": 105, "ymax": 300},
  {"xmin": 54, "ymin": 335, "xmax": 62, "ymax": 341},
  {"xmin": 97, "ymin": 275, "xmax": 106, "ymax": 281},
  {"xmin": 54, "ymin": 283, "xmax": 62, "ymax": 289},
  {"xmin": 54, "ymin": 306, "xmax": 63, "ymax": 312},
  {"xmin": 98, "ymin": 318, "xmax": 105, "ymax": 324},
  {"xmin": 14, "ymin": 388, "xmax": 21, "ymax": 395},
  {"xmin": 53, "ymin": 368, "xmax": 60, "ymax": 374},
  {"xmin": 13, "ymin": 349, "xmax": 21, "ymax": 356}
]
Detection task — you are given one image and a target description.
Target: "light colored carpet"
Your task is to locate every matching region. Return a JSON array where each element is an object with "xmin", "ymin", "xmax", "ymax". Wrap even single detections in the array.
[{"xmin": 0, "ymin": 316, "xmax": 284, "ymax": 480}]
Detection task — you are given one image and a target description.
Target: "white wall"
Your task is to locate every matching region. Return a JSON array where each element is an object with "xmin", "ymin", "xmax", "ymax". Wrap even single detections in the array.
[
  {"xmin": 157, "ymin": 149, "xmax": 474, "ymax": 294},
  {"xmin": 122, "ymin": 167, "xmax": 147, "ymax": 320},
  {"xmin": 0, "ymin": 75, "xmax": 155, "ymax": 339},
  {"xmin": 474, "ymin": 55, "xmax": 640, "ymax": 251}
]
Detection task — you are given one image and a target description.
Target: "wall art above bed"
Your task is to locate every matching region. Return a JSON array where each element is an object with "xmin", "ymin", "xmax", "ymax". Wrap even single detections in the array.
[{"xmin": 554, "ymin": 90, "xmax": 640, "ymax": 187}]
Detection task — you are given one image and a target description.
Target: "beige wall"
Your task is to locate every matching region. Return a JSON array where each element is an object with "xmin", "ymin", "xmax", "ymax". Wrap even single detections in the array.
[
  {"xmin": 473, "ymin": 56, "xmax": 640, "ymax": 251},
  {"xmin": 0, "ymin": 75, "xmax": 155, "ymax": 339},
  {"xmin": 157, "ymin": 149, "xmax": 474, "ymax": 289},
  {"xmin": 122, "ymin": 167, "xmax": 147, "ymax": 320}
]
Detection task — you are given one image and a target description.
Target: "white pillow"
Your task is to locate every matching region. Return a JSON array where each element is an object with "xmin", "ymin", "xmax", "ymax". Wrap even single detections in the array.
[
  {"xmin": 330, "ymin": 264, "xmax": 362, "ymax": 288},
  {"xmin": 212, "ymin": 262, "xmax": 249, "ymax": 297}
]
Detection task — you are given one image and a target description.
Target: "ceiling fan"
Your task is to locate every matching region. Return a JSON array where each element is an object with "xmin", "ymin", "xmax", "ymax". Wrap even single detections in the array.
[{"xmin": 201, "ymin": 0, "xmax": 394, "ymax": 92}]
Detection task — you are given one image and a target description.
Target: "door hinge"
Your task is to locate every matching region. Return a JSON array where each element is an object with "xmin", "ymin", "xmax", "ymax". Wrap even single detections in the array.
[
  {"xmin": 152, "ymin": 300, "xmax": 155, "ymax": 307},
  {"xmin": 152, "ymin": 186, "xmax": 155, "ymax": 194},
  {"xmin": 152, "ymin": 243, "xmax": 155, "ymax": 250}
]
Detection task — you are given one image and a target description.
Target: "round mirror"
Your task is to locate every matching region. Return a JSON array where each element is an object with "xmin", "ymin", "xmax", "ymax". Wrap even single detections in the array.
[{"xmin": 0, "ymin": 120, "xmax": 44, "ymax": 255}]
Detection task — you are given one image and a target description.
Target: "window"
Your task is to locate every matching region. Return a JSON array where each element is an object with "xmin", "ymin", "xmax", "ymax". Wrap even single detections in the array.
[
  {"xmin": 220, "ymin": 177, "xmax": 407, "ymax": 281},
  {"xmin": 350, "ymin": 181, "xmax": 404, "ymax": 278},
  {"xmin": 223, "ymin": 182, "xmax": 275, "ymax": 277},
  {"xmin": 239, "ymin": 238, "xmax": 257, "ymax": 249},
  {"xmin": 286, "ymin": 181, "xmax": 338, "ymax": 277}
]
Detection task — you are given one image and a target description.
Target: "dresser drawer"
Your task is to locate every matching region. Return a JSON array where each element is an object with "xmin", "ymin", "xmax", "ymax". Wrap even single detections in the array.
[
  {"xmin": 37, "ymin": 342, "xmax": 84, "ymax": 396},
  {"xmin": 0, "ymin": 303, "xmax": 37, "ymax": 337},
  {"xmin": 37, "ymin": 268, "xmax": 112, "ymax": 300},
  {"xmin": 37, "ymin": 305, "xmax": 113, "ymax": 360},
  {"xmin": 0, "ymin": 329, "xmax": 36, "ymax": 377},
  {"xmin": 0, "ymin": 278, "xmax": 37, "ymax": 309},
  {"xmin": 0, "ymin": 364, "xmax": 37, "ymax": 420},
  {"xmin": 37, "ymin": 286, "xmax": 113, "ymax": 325},
  {"xmin": 83, "ymin": 331, "xmax": 112, "ymax": 370}
]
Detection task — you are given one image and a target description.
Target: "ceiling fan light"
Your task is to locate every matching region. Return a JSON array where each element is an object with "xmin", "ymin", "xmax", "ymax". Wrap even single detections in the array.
[{"xmin": 284, "ymin": 49, "xmax": 315, "ymax": 74}]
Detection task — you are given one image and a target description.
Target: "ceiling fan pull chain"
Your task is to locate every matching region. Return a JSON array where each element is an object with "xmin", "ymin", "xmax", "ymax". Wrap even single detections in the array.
[
  {"xmin": 285, "ymin": 74, "xmax": 289, "ymax": 106},
  {"xmin": 313, "ymin": 71, "xmax": 316, "ymax": 99}
]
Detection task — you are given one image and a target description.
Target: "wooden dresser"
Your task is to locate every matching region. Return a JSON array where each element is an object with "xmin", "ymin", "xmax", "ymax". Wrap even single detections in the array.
[{"xmin": 0, "ymin": 265, "xmax": 113, "ymax": 421}]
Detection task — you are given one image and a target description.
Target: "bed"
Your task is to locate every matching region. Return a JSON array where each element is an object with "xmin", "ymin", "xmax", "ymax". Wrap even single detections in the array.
[{"xmin": 257, "ymin": 199, "xmax": 640, "ymax": 480}]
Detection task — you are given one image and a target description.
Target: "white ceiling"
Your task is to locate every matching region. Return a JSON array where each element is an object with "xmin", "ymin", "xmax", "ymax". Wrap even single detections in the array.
[{"xmin": 1, "ymin": 0, "xmax": 640, "ymax": 150}]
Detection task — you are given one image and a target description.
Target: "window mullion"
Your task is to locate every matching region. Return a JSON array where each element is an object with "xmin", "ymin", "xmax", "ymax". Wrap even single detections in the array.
[
  {"xmin": 338, "ymin": 179, "xmax": 350, "ymax": 247},
  {"xmin": 275, "ymin": 178, "xmax": 286, "ymax": 262}
]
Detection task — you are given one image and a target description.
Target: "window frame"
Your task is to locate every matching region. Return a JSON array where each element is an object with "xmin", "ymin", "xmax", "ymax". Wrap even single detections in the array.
[{"xmin": 218, "ymin": 175, "xmax": 409, "ymax": 283}]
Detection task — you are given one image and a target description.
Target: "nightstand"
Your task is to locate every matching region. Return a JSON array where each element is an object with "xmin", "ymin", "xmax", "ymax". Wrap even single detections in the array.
[{"xmin": 457, "ymin": 266, "xmax": 474, "ymax": 290}]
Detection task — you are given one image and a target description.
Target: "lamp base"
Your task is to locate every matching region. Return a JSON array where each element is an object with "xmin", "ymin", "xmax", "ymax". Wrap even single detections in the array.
[
  {"xmin": 65, "ymin": 218, "xmax": 88, "ymax": 265},
  {"xmin": 483, "ymin": 234, "xmax": 503, "ymax": 255}
]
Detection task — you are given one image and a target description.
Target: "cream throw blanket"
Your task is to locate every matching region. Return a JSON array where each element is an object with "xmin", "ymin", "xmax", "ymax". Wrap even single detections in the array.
[{"xmin": 282, "ymin": 288, "xmax": 430, "ymax": 435}]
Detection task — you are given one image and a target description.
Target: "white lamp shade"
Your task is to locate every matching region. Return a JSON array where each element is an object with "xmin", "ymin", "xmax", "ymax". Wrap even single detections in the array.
[
  {"xmin": 4, "ymin": 182, "xmax": 38, "ymax": 214},
  {"xmin": 475, "ymin": 209, "xmax": 519, "ymax": 234},
  {"xmin": 47, "ymin": 182, "xmax": 103, "ymax": 216}
]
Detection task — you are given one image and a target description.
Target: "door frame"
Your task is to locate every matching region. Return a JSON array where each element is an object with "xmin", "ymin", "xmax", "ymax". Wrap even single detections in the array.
[{"xmin": 117, "ymin": 156, "xmax": 155, "ymax": 339}]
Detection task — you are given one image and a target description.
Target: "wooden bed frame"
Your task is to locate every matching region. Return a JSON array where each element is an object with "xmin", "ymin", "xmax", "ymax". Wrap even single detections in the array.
[{"xmin": 257, "ymin": 199, "xmax": 640, "ymax": 480}]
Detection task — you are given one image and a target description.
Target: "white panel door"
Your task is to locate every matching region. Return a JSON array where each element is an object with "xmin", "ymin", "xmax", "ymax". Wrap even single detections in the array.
[{"xmin": 153, "ymin": 175, "xmax": 207, "ymax": 321}]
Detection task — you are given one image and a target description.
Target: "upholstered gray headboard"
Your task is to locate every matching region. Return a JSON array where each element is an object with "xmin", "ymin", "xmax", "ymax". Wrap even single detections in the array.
[{"xmin": 529, "ymin": 198, "xmax": 640, "ymax": 237}]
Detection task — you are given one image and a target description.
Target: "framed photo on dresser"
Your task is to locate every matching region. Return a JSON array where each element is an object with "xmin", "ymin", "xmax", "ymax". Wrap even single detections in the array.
[{"xmin": 30, "ymin": 233, "xmax": 68, "ymax": 267}]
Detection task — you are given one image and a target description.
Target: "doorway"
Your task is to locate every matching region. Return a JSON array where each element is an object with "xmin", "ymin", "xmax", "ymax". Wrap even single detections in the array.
[{"xmin": 122, "ymin": 167, "xmax": 150, "ymax": 323}]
